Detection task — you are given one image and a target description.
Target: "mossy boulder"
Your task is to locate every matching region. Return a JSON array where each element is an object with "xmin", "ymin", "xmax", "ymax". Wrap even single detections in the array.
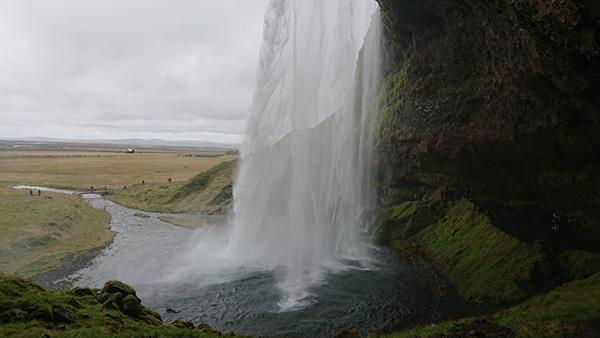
[
  {"xmin": 196, "ymin": 322, "xmax": 219, "ymax": 334},
  {"xmin": 101, "ymin": 280, "xmax": 138, "ymax": 299},
  {"xmin": 172, "ymin": 319, "xmax": 195, "ymax": 329},
  {"xmin": 121, "ymin": 295, "xmax": 142, "ymax": 317},
  {"xmin": 0, "ymin": 309, "xmax": 29, "ymax": 323},
  {"xmin": 0, "ymin": 275, "xmax": 231, "ymax": 337},
  {"xmin": 97, "ymin": 280, "xmax": 156, "ymax": 322},
  {"xmin": 50, "ymin": 305, "xmax": 76, "ymax": 324}
]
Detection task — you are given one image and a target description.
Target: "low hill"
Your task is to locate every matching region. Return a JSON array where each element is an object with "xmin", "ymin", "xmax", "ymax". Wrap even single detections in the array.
[{"xmin": 107, "ymin": 159, "xmax": 237, "ymax": 215}]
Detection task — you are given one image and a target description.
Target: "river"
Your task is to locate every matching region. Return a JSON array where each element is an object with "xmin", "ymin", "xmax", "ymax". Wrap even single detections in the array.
[{"xmin": 15, "ymin": 185, "xmax": 477, "ymax": 337}]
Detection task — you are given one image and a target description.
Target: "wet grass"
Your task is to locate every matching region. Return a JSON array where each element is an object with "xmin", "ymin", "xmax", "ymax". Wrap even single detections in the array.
[
  {"xmin": 378, "ymin": 199, "xmax": 549, "ymax": 304},
  {"xmin": 0, "ymin": 275, "xmax": 230, "ymax": 337},
  {"xmin": 494, "ymin": 271, "xmax": 600, "ymax": 337},
  {"xmin": 0, "ymin": 187, "xmax": 112, "ymax": 278},
  {"xmin": 380, "ymin": 272, "xmax": 600, "ymax": 338},
  {"xmin": 377, "ymin": 197, "xmax": 600, "ymax": 337},
  {"xmin": 415, "ymin": 200, "xmax": 548, "ymax": 304}
]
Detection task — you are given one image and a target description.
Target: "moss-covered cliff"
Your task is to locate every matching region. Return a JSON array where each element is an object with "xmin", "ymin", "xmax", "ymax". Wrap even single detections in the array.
[
  {"xmin": 374, "ymin": 0, "xmax": 600, "ymax": 336},
  {"xmin": 375, "ymin": 0, "xmax": 600, "ymax": 244}
]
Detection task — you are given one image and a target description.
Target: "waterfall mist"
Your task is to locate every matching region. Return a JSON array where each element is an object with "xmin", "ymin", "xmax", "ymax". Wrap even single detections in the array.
[
  {"xmin": 125, "ymin": 0, "xmax": 387, "ymax": 312},
  {"xmin": 228, "ymin": 0, "xmax": 383, "ymax": 310}
]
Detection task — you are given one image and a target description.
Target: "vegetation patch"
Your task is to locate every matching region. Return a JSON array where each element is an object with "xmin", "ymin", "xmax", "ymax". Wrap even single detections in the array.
[
  {"xmin": 108, "ymin": 184, "xmax": 181, "ymax": 212},
  {"xmin": 0, "ymin": 275, "xmax": 230, "ymax": 337},
  {"xmin": 158, "ymin": 216, "xmax": 207, "ymax": 229},
  {"xmin": 373, "ymin": 57, "xmax": 412, "ymax": 148},
  {"xmin": 378, "ymin": 199, "xmax": 550, "ymax": 304},
  {"xmin": 380, "ymin": 272, "xmax": 600, "ymax": 338},
  {"xmin": 415, "ymin": 200, "xmax": 549, "ymax": 304},
  {"xmin": 377, "ymin": 195, "xmax": 600, "ymax": 337},
  {"xmin": 107, "ymin": 160, "xmax": 237, "ymax": 215},
  {"xmin": 493, "ymin": 271, "xmax": 600, "ymax": 337},
  {"xmin": 0, "ymin": 187, "xmax": 112, "ymax": 277}
]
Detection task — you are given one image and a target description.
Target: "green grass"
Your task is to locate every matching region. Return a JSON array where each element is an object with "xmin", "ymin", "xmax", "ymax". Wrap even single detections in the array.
[
  {"xmin": 379, "ymin": 272, "xmax": 600, "ymax": 338},
  {"xmin": 415, "ymin": 200, "xmax": 548, "ymax": 304},
  {"xmin": 376, "ymin": 200, "xmax": 445, "ymax": 247},
  {"xmin": 494, "ymin": 271, "xmax": 600, "ymax": 337},
  {"xmin": 0, "ymin": 275, "xmax": 231, "ymax": 337},
  {"xmin": 108, "ymin": 184, "xmax": 182, "ymax": 212},
  {"xmin": 377, "ymin": 197, "xmax": 600, "ymax": 337},
  {"xmin": 378, "ymin": 199, "xmax": 548, "ymax": 304},
  {"xmin": 107, "ymin": 160, "xmax": 236, "ymax": 214},
  {"xmin": 373, "ymin": 58, "xmax": 411, "ymax": 148},
  {"xmin": 158, "ymin": 216, "xmax": 207, "ymax": 229},
  {"xmin": 0, "ymin": 187, "xmax": 112, "ymax": 277}
]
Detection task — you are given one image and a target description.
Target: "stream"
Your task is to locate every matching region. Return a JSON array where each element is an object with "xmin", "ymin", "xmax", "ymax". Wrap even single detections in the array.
[{"xmin": 15, "ymin": 185, "xmax": 477, "ymax": 337}]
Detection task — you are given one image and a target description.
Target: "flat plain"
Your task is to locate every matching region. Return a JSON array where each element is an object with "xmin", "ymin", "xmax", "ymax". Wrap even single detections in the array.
[
  {"xmin": 0, "ymin": 145, "xmax": 235, "ymax": 190},
  {"xmin": 0, "ymin": 141, "xmax": 236, "ymax": 277}
]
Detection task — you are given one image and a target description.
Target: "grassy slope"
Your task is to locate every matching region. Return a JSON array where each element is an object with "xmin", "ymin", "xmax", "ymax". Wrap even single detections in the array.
[
  {"xmin": 0, "ymin": 187, "xmax": 112, "ymax": 277},
  {"xmin": 157, "ymin": 215, "xmax": 207, "ymax": 229},
  {"xmin": 107, "ymin": 160, "xmax": 237, "ymax": 214},
  {"xmin": 0, "ymin": 276, "xmax": 230, "ymax": 338},
  {"xmin": 377, "ymin": 198, "xmax": 600, "ymax": 337},
  {"xmin": 380, "ymin": 272, "xmax": 600, "ymax": 338},
  {"xmin": 0, "ymin": 150, "xmax": 233, "ymax": 190},
  {"xmin": 415, "ymin": 201, "xmax": 548, "ymax": 304},
  {"xmin": 377, "ymin": 199, "xmax": 552, "ymax": 304}
]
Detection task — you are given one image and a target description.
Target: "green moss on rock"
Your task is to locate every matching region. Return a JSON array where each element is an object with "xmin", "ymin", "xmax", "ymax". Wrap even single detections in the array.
[
  {"xmin": 380, "ymin": 272, "xmax": 600, "ymax": 338},
  {"xmin": 416, "ymin": 200, "xmax": 549, "ymax": 304},
  {"xmin": 373, "ymin": 57, "xmax": 412, "ymax": 149},
  {"xmin": 493, "ymin": 272, "xmax": 600, "ymax": 338},
  {"xmin": 378, "ymin": 199, "xmax": 554, "ymax": 304},
  {"xmin": 0, "ymin": 275, "xmax": 230, "ymax": 337}
]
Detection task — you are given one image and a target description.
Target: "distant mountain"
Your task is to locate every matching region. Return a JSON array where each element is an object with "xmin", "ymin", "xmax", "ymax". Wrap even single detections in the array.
[{"xmin": 1, "ymin": 137, "xmax": 239, "ymax": 150}]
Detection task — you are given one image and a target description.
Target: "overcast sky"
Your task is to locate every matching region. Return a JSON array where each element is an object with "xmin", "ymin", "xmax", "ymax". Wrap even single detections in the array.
[{"xmin": 0, "ymin": 0, "xmax": 269, "ymax": 144}]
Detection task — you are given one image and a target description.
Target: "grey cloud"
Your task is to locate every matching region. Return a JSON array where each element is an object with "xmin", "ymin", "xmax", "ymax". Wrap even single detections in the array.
[{"xmin": 0, "ymin": 0, "xmax": 269, "ymax": 143}]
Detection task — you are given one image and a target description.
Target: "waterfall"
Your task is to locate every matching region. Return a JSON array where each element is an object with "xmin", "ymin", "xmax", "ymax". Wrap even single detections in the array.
[
  {"xmin": 229, "ymin": 0, "xmax": 383, "ymax": 310},
  {"xmin": 68, "ymin": 0, "xmax": 384, "ymax": 314}
]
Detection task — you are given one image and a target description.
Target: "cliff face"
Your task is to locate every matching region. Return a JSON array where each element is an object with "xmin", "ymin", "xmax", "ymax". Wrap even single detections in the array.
[{"xmin": 375, "ymin": 0, "xmax": 600, "ymax": 249}]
